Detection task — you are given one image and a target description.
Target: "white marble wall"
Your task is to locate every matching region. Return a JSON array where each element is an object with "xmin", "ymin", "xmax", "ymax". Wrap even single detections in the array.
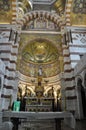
[
  {"xmin": 63, "ymin": 26, "xmax": 86, "ymax": 116},
  {"xmin": 0, "ymin": 59, "xmax": 5, "ymax": 111},
  {"xmin": 74, "ymin": 53, "xmax": 86, "ymax": 119}
]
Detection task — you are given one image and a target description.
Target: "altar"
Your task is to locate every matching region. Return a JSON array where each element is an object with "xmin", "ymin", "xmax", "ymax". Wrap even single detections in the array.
[
  {"xmin": 25, "ymin": 97, "xmax": 54, "ymax": 112},
  {"xmin": 3, "ymin": 111, "xmax": 76, "ymax": 130}
]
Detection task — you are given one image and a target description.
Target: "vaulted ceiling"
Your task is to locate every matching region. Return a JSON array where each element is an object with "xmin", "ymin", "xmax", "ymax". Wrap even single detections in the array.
[
  {"xmin": 0, "ymin": 0, "xmax": 86, "ymax": 26},
  {"xmin": 22, "ymin": 39, "xmax": 59, "ymax": 64},
  {"xmin": 0, "ymin": 0, "xmax": 86, "ymax": 80},
  {"xmin": 17, "ymin": 34, "xmax": 63, "ymax": 78}
]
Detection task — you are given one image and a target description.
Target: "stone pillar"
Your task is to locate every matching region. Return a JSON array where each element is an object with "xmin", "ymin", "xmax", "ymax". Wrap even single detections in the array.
[
  {"xmin": 62, "ymin": 27, "xmax": 76, "ymax": 115},
  {"xmin": 0, "ymin": 112, "xmax": 2, "ymax": 125},
  {"xmin": 0, "ymin": 25, "xmax": 19, "ymax": 110}
]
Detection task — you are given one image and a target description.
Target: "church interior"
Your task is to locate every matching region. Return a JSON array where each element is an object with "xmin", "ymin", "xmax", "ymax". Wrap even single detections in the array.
[{"xmin": 0, "ymin": 0, "xmax": 86, "ymax": 130}]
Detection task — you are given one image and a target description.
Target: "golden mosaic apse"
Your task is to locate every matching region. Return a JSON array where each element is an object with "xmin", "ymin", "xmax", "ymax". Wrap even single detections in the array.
[{"xmin": 17, "ymin": 37, "xmax": 62, "ymax": 78}]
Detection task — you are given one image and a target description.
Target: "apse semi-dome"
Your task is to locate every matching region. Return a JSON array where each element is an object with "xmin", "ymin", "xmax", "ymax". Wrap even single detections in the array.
[
  {"xmin": 18, "ymin": 39, "xmax": 60, "ymax": 77},
  {"xmin": 22, "ymin": 39, "xmax": 59, "ymax": 64}
]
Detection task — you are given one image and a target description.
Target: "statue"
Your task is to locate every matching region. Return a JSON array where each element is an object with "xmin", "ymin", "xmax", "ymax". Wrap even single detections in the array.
[{"xmin": 38, "ymin": 66, "xmax": 42, "ymax": 76}]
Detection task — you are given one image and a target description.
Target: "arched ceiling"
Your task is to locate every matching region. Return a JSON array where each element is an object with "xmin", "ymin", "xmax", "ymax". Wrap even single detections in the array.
[
  {"xmin": 0, "ymin": 0, "xmax": 86, "ymax": 26},
  {"xmin": 18, "ymin": 38, "xmax": 61, "ymax": 78},
  {"xmin": 0, "ymin": 0, "xmax": 86, "ymax": 84},
  {"xmin": 22, "ymin": 39, "xmax": 59, "ymax": 64},
  {"xmin": 17, "ymin": 0, "xmax": 66, "ymax": 17},
  {"xmin": 17, "ymin": 0, "xmax": 33, "ymax": 18}
]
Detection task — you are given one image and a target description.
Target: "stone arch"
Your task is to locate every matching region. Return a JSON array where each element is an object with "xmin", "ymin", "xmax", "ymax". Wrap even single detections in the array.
[
  {"xmin": 65, "ymin": 0, "xmax": 72, "ymax": 26},
  {"xmin": 16, "ymin": 11, "xmax": 64, "ymax": 30},
  {"xmin": 76, "ymin": 76, "xmax": 86, "ymax": 119}
]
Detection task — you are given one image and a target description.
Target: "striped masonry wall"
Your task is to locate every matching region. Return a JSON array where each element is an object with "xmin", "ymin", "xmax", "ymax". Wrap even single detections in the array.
[
  {"xmin": 0, "ymin": 25, "xmax": 19, "ymax": 110},
  {"xmin": 16, "ymin": 10, "xmax": 64, "ymax": 29},
  {"xmin": 62, "ymin": 26, "xmax": 86, "ymax": 114},
  {"xmin": 65, "ymin": 0, "xmax": 72, "ymax": 26},
  {"xmin": 62, "ymin": 43, "xmax": 76, "ymax": 113},
  {"xmin": 12, "ymin": 0, "xmax": 17, "ymax": 24}
]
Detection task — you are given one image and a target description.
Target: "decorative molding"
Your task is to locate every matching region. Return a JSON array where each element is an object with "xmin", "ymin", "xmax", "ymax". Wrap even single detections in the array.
[
  {"xmin": 16, "ymin": 11, "xmax": 64, "ymax": 30},
  {"xmin": 0, "ymin": 32, "xmax": 8, "ymax": 39},
  {"xmin": 73, "ymin": 33, "xmax": 86, "ymax": 44},
  {"xmin": 6, "ymin": 66, "xmax": 15, "ymax": 71},
  {"xmin": 4, "ymin": 75, "xmax": 15, "ymax": 80},
  {"xmin": 64, "ymin": 69, "xmax": 74, "ymax": 72},
  {"xmin": 64, "ymin": 61, "xmax": 71, "ymax": 65},
  {"xmin": 65, "ymin": 0, "xmax": 72, "ymax": 26},
  {"xmin": 1, "ymin": 94, "xmax": 12, "ymax": 98},
  {"xmin": 65, "ymin": 77, "xmax": 75, "ymax": 81},
  {"xmin": 65, "ymin": 86, "xmax": 75, "ymax": 90},
  {"xmin": 66, "ymin": 96, "xmax": 77, "ymax": 100},
  {"xmin": 63, "ymin": 54, "xmax": 70, "ymax": 57},
  {"xmin": 3, "ymin": 85, "xmax": 13, "ymax": 89}
]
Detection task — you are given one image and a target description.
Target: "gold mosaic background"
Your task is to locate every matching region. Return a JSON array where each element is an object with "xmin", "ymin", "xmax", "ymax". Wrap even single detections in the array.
[
  {"xmin": 70, "ymin": 0, "xmax": 86, "ymax": 26},
  {"xmin": 0, "ymin": 0, "xmax": 12, "ymax": 23},
  {"xmin": 17, "ymin": 33, "xmax": 63, "ymax": 77}
]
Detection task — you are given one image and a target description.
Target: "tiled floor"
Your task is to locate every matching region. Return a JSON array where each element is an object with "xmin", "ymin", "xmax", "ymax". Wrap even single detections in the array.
[
  {"xmin": 74, "ymin": 119, "xmax": 86, "ymax": 130},
  {"xmin": 62, "ymin": 119, "xmax": 86, "ymax": 130},
  {"xmin": 18, "ymin": 119, "xmax": 86, "ymax": 130}
]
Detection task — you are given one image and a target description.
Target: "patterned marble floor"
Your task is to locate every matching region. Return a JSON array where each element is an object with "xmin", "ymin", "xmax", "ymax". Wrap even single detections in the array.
[{"xmin": 18, "ymin": 119, "xmax": 86, "ymax": 130}]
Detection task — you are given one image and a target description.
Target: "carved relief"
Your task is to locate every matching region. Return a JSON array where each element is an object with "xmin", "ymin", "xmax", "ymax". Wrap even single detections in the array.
[
  {"xmin": 74, "ymin": 33, "xmax": 86, "ymax": 44},
  {"xmin": 73, "ymin": 0, "xmax": 86, "ymax": 14},
  {"xmin": 0, "ymin": 31, "xmax": 7, "ymax": 40},
  {"xmin": 22, "ymin": 17, "xmax": 60, "ymax": 31}
]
